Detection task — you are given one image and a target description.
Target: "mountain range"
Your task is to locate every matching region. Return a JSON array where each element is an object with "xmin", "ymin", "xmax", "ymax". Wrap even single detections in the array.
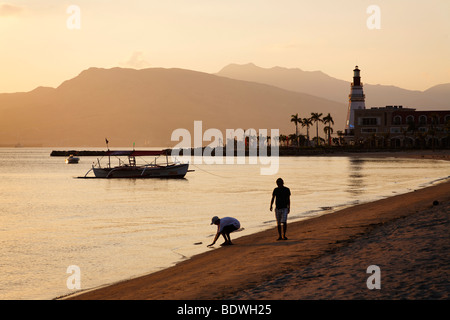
[
  {"xmin": 0, "ymin": 64, "xmax": 448, "ymax": 147},
  {"xmin": 0, "ymin": 67, "xmax": 345, "ymax": 147},
  {"xmin": 217, "ymin": 63, "xmax": 450, "ymax": 109}
]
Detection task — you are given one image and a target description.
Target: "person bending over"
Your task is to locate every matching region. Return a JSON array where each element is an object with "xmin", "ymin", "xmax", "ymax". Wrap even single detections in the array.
[{"xmin": 207, "ymin": 216, "xmax": 240, "ymax": 247}]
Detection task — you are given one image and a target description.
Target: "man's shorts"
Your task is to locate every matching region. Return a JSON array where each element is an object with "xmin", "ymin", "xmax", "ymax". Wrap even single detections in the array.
[
  {"xmin": 220, "ymin": 224, "xmax": 239, "ymax": 235},
  {"xmin": 275, "ymin": 208, "xmax": 289, "ymax": 224}
]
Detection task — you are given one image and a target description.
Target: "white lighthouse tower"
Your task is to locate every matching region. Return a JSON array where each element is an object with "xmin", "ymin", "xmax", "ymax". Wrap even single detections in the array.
[{"xmin": 345, "ymin": 66, "xmax": 366, "ymax": 135}]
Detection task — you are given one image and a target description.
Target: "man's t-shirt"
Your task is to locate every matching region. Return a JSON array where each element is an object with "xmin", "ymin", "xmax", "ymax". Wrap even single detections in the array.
[
  {"xmin": 272, "ymin": 186, "xmax": 291, "ymax": 209},
  {"xmin": 219, "ymin": 217, "xmax": 240, "ymax": 233}
]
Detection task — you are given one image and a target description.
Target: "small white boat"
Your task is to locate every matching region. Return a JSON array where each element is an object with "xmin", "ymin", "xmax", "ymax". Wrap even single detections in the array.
[
  {"xmin": 82, "ymin": 150, "xmax": 190, "ymax": 179},
  {"xmin": 65, "ymin": 155, "xmax": 80, "ymax": 164}
]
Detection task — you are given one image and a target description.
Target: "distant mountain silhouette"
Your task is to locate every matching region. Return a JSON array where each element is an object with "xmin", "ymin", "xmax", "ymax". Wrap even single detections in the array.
[
  {"xmin": 0, "ymin": 67, "xmax": 346, "ymax": 147},
  {"xmin": 217, "ymin": 63, "xmax": 450, "ymax": 109}
]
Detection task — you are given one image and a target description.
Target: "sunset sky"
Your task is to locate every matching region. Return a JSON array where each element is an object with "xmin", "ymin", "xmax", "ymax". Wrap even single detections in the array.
[{"xmin": 0, "ymin": 0, "xmax": 449, "ymax": 93}]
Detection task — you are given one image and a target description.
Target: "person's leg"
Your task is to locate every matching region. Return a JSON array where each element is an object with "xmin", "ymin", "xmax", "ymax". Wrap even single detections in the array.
[
  {"xmin": 282, "ymin": 222, "xmax": 288, "ymax": 240},
  {"xmin": 221, "ymin": 233, "xmax": 228, "ymax": 243},
  {"xmin": 281, "ymin": 209, "xmax": 288, "ymax": 240},
  {"xmin": 225, "ymin": 233, "xmax": 232, "ymax": 244},
  {"xmin": 277, "ymin": 224, "xmax": 282, "ymax": 240},
  {"xmin": 275, "ymin": 209, "xmax": 283, "ymax": 240},
  {"xmin": 220, "ymin": 225, "xmax": 236, "ymax": 245}
]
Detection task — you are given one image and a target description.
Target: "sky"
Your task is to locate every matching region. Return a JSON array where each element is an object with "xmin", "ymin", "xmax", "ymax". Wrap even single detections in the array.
[{"xmin": 0, "ymin": 0, "xmax": 449, "ymax": 93}]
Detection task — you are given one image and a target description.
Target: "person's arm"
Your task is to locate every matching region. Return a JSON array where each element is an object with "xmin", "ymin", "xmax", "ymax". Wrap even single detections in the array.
[
  {"xmin": 270, "ymin": 194, "xmax": 275, "ymax": 211},
  {"xmin": 207, "ymin": 226, "xmax": 220, "ymax": 247},
  {"xmin": 270, "ymin": 189, "xmax": 275, "ymax": 211},
  {"xmin": 287, "ymin": 190, "xmax": 291, "ymax": 213}
]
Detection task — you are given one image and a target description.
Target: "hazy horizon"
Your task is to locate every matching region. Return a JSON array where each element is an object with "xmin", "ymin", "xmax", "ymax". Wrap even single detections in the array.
[{"xmin": 1, "ymin": 0, "xmax": 449, "ymax": 93}]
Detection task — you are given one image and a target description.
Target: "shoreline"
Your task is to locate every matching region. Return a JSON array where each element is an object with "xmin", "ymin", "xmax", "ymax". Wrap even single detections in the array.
[{"xmin": 65, "ymin": 174, "xmax": 450, "ymax": 300}]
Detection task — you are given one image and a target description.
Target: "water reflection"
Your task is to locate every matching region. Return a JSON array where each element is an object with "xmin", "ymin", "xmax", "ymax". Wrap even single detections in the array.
[{"xmin": 346, "ymin": 158, "xmax": 367, "ymax": 196}]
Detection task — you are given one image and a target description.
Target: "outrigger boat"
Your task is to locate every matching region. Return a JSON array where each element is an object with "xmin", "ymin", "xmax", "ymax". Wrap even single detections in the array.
[{"xmin": 82, "ymin": 150, "xmax": 190, "ymax": 179}]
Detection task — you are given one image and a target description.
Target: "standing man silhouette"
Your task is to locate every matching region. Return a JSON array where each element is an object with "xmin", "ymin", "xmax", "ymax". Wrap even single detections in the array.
[{"xmin": 270, "ymin": 178, "xmax": 291, "ymax": 240}]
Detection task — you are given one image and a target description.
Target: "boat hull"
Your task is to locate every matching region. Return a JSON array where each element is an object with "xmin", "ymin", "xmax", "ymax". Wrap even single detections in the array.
[{"xmin": 92, "ymin": 163, "xmax": 189, "ymax": 179}]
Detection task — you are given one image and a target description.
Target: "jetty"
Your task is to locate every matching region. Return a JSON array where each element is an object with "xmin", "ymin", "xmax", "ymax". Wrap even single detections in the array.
[
  {"xmin": 50, "ymin": 147, "xmax": 414, "ymax": 158},
  {"xmin": 50, "ymin": 150, "xmax": 107, "ymax": 157}
]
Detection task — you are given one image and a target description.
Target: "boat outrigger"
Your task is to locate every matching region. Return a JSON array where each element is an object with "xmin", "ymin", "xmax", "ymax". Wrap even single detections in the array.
[{"xmin": 82, "ymin": 150, "xmax": 190, "ymax": 179}]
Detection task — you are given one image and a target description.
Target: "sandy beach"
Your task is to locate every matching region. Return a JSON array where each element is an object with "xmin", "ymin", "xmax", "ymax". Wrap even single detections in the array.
[{"xmin": 66, "ymin": 152, "xmax": 450, "ymax": 300}]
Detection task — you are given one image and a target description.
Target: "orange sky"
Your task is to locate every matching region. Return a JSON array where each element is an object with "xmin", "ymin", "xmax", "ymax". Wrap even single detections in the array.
[{"xmin": 0, "ymin": 0, "xmax": 449, "ymax": 93}]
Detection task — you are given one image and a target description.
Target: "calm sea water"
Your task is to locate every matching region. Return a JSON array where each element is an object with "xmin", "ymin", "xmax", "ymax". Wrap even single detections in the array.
[{"xmin": 0, "ymin": 148, "xmax": 449, "ymax": 299}]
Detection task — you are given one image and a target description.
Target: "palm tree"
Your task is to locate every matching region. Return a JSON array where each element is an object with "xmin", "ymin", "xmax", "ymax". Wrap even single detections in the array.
[
  {"xmin": 301, "ymin": 117, "xmax": 313, "ymax": 147},
  {"xmin": 290, "ymin": 113, "xmax": 301, "ymax": 146},
  {"xmin": 279, "ymin": 134, "xmax": 288, "ymax": 147},
  {"xmin": 310, "ymin": 112, "xmax": 323, "ymax": 146},
  {"xmin": 322, "ymin": 113, "xmax": 334, "ymax": 146},
  {"xmin": 323, "ymin": 126, "xmax": 334, "ymax": 146}
]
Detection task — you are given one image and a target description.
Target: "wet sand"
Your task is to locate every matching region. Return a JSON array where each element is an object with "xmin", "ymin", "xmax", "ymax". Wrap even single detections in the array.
[{"xmin": 67, "ymin": 172, "xmax": 450, "ymax": 300}]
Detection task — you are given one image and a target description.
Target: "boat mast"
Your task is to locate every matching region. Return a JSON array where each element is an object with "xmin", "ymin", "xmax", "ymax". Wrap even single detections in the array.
[{"xmin": 106, "ymin": 138, "xmax": 111, "ymax": 168}]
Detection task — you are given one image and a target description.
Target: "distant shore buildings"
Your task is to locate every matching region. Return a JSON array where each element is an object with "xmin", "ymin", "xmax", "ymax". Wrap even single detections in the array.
[
  {"xmin": 344, "ymin": 66, "xmax": 450, "ymax": 148},
  {"xmin": 354, "ymin": 106, "xmax": 450, "ymax": 148}
]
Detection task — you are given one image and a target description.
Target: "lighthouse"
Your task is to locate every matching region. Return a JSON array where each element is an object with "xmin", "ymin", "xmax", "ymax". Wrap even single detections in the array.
[{"xmin": 345, "ymin": 66, "xmax": 366, "ymax": 135}]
